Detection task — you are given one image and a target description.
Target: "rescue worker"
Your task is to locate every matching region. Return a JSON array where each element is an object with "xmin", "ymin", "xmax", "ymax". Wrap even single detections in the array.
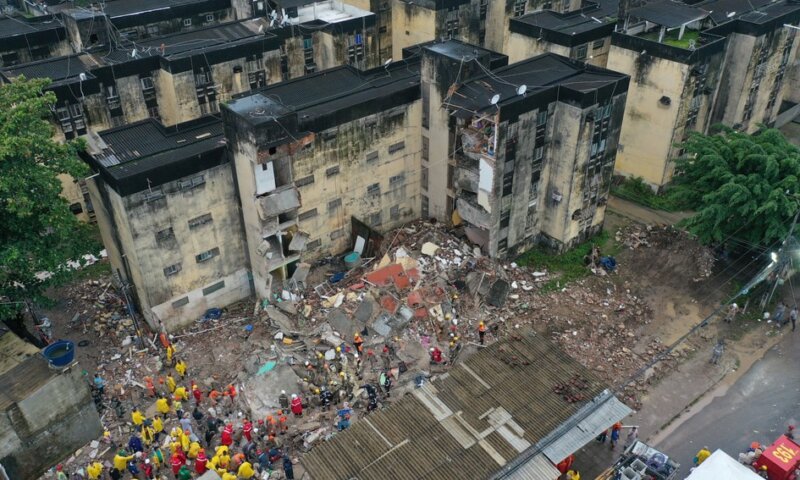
[
  {"xmin": 192, "ymin": 383, "xmax": 202, "ymax": 404},
  {"xmin": 113, "ymin": 450, "xmax": 135, "ymax": 472},
  {"xmin": 152, "ymin": 415, "xmax": 165, "ymax": 441},
  {"xmin": 87, "ymin": 462, "xmax": 103, "ymax": 480},
  {"xmin": 221, "ymin": 424, "xmax": 234, "ymax": 447},
  {"xmin": 177, "ymin": 465, "xmax": 192, "ymax": 480},
  {"xmin": 174, "ymin": 385, "xmax": 188, "ymax": 402},
  {"xmin": 320, "ymin": 387, "xmax": 333, "ymax": 411},
  {"xmin": 238, "ymin": 461, "xmax": 255, "ymax": 479},
  {"xmin": 166, "ymin": 344, "xmax": 175, "ymax": 366},
  {"xmin": 279, "ymin": 390, "xmax": 290, "ymax": 410},
  {"xmin": 243, "ymin": 418, "xmax": 253, "ymax": 442},
  {"xmin": 291, "ymin": 393, "xmax": 303, "ymax": 416},
  {"xmin": 165, "ymin": 374, "xmax": 177, "ymax": 393},
  {"xmin": 55, "ymin": 465, "xmax": 67, "ymax": 480},
  {"xmin": 478, "ymin": 321, "xmax": 486, "ymax": 345},
  {"xmin": 195, "ymin": 449, "xmax": 208, "ymax": 474},
  {"xmin": 156, "ymin": 396, "xmax": 171, "ymax": 417},
  {"xmin": 758, "ymin": 465, "xmax": 769, "ymax": 479},
  {"xmin": 379, "ymin": 371, "xmax": 392, "ymax": 397},
  {"xmin": 354, "ymin": 332, "xmax": 364, "ymax": 353},
  {"xmin": 175, "ymin": 359, "xmax": 187, "ymax": 378},
  {"xmin": 170, "ymin": 451, "xmax": 184, "ymax": 477},
  {"xmin": 430, "ymin": 346, "xmax": 443, "ymax": 364},
  {"xmin": 283, "ymin": 456, "xmax": 294, "ymax": 480},
  {"xmin": 694, "ymin": 446, "xmax": 711, "ymax": 466},
  {"xmin": 131, "ymin": 408, "xmax": 145, "ymax": 426}
]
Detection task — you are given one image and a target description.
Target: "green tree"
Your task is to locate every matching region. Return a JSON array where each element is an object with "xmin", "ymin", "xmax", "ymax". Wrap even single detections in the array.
[
  {"xmin": 670, "ymin": 126, "xmax": 800, "ymax": 248},
  {"xmin": 0, "ymin": 76, "xmax": 96, "ymax": 341}
]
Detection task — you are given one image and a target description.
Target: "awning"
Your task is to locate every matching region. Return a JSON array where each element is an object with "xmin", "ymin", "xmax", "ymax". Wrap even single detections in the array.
[
  {"xmin": 687, "ymin": 450, "xmax": 763, "ymax": 480},
  {"xmin": 540, "ymin": 390, "xmax": 633, "ymax": 464}
]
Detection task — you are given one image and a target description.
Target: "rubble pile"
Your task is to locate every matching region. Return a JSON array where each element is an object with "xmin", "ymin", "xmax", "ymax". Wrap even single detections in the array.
[
  {"xmin": 616, "ymin": 224, "xmax": 715, "ymax": 281},
  {"xmin": 44, "ymin": 220, "xmax": 714, "ymax": 477}
]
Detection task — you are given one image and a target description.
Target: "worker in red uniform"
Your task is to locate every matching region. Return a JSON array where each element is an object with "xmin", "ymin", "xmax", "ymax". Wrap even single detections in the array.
[
  {"xmin": 170, "ymin": 452, "xmax": 184, "ymax": 477},
  {"xmin": 290, "ymin": 394, "xmax": 303, "ymax": 417},
  {"xmin": 430, "ymin": 346, "xmax": 443, "ymax": 364},
  {"xmin": 195, "ymin": 449, "xmax": 208, "ymax": 474},
  {"xmin": 478, "ymin": 321, "xmax": 486, "ymax": 345},
  {"xmin": 191, "ymin": 383, "xmax": 202, "ymax": 405},
  {"xmin": 220, "ymin": 424, "xmax": 233, "ymax": 447},
  {"xmin": 557, "ymin": 454, "xmax": 575, "ymax": 474},
  {"xmin": 243, "ymin": 419, "xmax": 253, "ymax": 442}
]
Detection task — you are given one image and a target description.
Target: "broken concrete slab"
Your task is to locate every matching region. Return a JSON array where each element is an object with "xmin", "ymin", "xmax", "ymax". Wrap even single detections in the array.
[
  {"xmin": 265, "ymin": 306, "xmax": 294, "ymax": 332},
  {"xmin": 354, "ymin": 298, "xmax": 375, "ymax": 325},
  {"xmin": 327, "ymin": 309, "xmax": 356, "ymax": 336},
  {"xmin": 487, "ymin": 279, "xmax": 510, "ymax": 307},
  {"xmin": 277, "ymin": 300, "xmax": 298, "ymax": 316},
  {"xmin": 242, "ymin": 363, "xmax": 303, "ymax": 419},
  {"xmin": 371, "ymin": 313, "xmax": 393, "ymax": 337},
  {"xmin": 421, "ymin": 242, "xmax": 440, "ymax": 256}
]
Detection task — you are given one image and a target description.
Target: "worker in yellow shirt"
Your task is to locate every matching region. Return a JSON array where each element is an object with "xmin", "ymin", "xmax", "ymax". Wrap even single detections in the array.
[
  {"xmin": 141, "ymin": 423, "xmax": 155, "ymax": 445},
  {"xmin": 170, "ymin": 440, "xmax": 182, "ymax": 455},
  {"xmin": 156, "ymin": 396, "xmax": 171, "ymax": 416},
  {"xmin": 86, "ymin": 462, "xmax": 103, "ymax": 480},
  {"xmin": 152, "ymin": 415, "xmax": 164, "ymax": 437},
  {"xmin": 131, "ymin": 408, "xmax": 145, "ymax": 426},
  {"xmin": 174, "ymin": 385, "xmax": 189, "ymax": 401},
  {"xmin": 180, "ymin": 430, "xmax": 190, "ymax": 452},
  {"xmin": 238, "ymin": 461, "xmax": 255, "ymax": 479},
  {"xmin": 166, "ymin": 344, "xmax": 176, "ymax": 366},
  {"xmin": 222, "ymin": 472, "xmax": 237, "ymax": 480},
  {"xmin": 175, "ymin": 359, "xmax": 187, "ymax": 378},
  {"xmin": 218, "ymin": 448, "xmax": 231, "ymax": 469},
  {"xmin": 113, "ymin": 450, "xmax": 135, "ymax": 471},
  {"xmin": 166, "ymin": 374, "xmax": 177, "ymax": 393},
  {"xmin": 188, "ymin": 441, "xmax": 202, "ymax": 459}
]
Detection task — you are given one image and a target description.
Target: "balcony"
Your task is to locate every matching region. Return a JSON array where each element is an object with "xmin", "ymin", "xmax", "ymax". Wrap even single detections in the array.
[{"xmin": 612, "ymin": 29, "xmax": 726, "ymax": 64}]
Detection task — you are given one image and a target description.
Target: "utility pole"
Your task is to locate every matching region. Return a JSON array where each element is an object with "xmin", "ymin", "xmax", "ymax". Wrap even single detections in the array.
[{"xmin": 764, "ymin": 203, "xmax": 800, "ymax": 308}]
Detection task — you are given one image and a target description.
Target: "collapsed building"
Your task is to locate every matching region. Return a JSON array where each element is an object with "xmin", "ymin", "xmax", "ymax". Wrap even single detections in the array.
[{"xmin": 81, "ymin": 39, "xmax": 629, "ymax": 330}]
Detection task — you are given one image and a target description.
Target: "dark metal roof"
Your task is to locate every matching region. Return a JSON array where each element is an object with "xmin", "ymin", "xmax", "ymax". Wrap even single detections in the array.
[
  {"xmin": 514, "ymin": 0, "xmax": 619, "ymax": 34},
  {"xmin": 629, "ymin": 0, "xmax": 709, "ymax": 27},
  {"xmin": 99, "ymin": 21, "xmax": 263, "ymax": 64},
  {"xmin": 0, "ymin": 15, "xmax": 63, "ymax": 38},
  {"xmin": 102, "ymin": 0, "xmax": 227, "ymax": 18},
  {"xmin": 447, "ymin": 53, "xmax": 626, "ymax": 114},
  {"xmin": 1, "ymin": 53, "xmax": 97, "ymax": 84},
  {"xmin": 700, "ymin": 0, "xmax": 800, "ymax": 23},
  {"xmin": 302, "ymin": 332, "xmax": 612, "ymax": 480},
  {"xmin": 225, "ymin": 59, "xmax": 421, "ymax": 130},
  {"xmin": 86, "ymin": 116, "xmax": 227, "ymax": 195}
]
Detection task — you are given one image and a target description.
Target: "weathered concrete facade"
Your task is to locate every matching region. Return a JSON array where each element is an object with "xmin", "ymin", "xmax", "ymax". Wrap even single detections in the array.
[
  {"xmin": 424, "ymin": 45, "xmax": 628, "ymax": 255},
  {"xmin": 710, "ymin": 23, "xmax": 799, "ymax": 132},
  {"xmin": 85, "ymin": 118, "xmax": 251, "ymax": 330},
  {"xmin": 0, "ymin": 16, "xmax": 73, "ymax": 67},
  {"xmin": 0, "ymin": 332, "xmax": 102, "ymax": 480},
  {"xmin": 390, "ymin": 0, "xmax": 484, "ymax": 59},
  {"xmin": 223, "ymin": 63, "xmax": 422, "ymax": 296}
]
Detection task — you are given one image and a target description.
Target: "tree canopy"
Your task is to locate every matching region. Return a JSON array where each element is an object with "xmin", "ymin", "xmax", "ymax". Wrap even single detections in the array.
[
  {"xmin": 670, "ymin": 126, "xmax": 800, "ymax": 248},
  {"xmin": 0, "ymin": 76, "xmax": 97, "ymax": 323}
]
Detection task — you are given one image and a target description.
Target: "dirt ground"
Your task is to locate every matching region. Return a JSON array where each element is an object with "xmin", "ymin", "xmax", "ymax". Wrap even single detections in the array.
[{"xmin": 34, "ymin": 212, "xmax": 761, "ymax": 478}]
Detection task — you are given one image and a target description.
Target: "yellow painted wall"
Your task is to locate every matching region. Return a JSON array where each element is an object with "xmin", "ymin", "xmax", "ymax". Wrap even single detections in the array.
[
  {"xmin": 392, "ymin": 0, "xmax": 436, "ymax": 60},
  {"xmin": 608, "ymin": 45, "xmax": 687, "ymax": 187}
]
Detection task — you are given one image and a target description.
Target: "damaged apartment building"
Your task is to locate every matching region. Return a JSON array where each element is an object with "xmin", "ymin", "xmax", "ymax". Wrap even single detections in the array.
[
  {"xmin": 608, "ymin": 0, "xmax": 800, "ymax": 188},
  {"xmin": 80, "ymin": 39, "xmax": 628, "ymax": 330}
]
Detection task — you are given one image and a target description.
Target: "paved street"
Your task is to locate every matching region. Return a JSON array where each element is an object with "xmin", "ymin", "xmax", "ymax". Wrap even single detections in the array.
[{"xmin": 657, "ymin": 330, "xmax": 800, "ymax": 473}]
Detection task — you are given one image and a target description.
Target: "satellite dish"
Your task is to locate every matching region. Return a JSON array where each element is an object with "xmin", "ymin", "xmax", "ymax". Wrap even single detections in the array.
[
  {"xmin": 517, "ymin": 85, "xmax": 527, "ymax": 96},
  {"xmin": 490, "ymin": 94, "xmax": 500, "ymax": 105},
  {"xmin": 384, "ymin": 58, "xmax": 393, "ymax": 66},
  {"xmin": 727, "ymin": 11, "xmax": 736, "ymax": 17}
]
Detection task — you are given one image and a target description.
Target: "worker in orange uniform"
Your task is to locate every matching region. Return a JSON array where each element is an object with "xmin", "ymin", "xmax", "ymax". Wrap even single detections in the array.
[
  {"xmin": 478, "ymin": 321, "xmax": 486, "ymax": 345},
  {"xmin": 353, "ymin": 332, "xmax": 364, "ymax": 353},
  {"xmin": 278, "ymin": 411, "xmax": 288, "ymax": 434},
  {"xmin": 144, "ymin": 376, "xmax": 156, "ymax": 397}
]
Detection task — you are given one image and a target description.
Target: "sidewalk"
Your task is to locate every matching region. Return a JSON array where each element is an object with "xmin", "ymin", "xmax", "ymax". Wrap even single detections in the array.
[{"xmin": 607, "ymin": 195, "xmax": 692, "ymax": 226}]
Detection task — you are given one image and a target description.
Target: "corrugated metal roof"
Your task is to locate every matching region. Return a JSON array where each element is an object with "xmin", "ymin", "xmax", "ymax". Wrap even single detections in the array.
[
  {"xmin": 502, "ymin": 453, "xmax": 561, "ymax": 480},
  {"xmin": 540, "ymin": 393, "xmax": 632, "ymax": 463},
  {"xmin": 302, "ymin": 332, "xmax": 620, "ymax": 480},
  {"xmin": 628, "ymin": 0, "xmax": 709, "ymax": 27}
]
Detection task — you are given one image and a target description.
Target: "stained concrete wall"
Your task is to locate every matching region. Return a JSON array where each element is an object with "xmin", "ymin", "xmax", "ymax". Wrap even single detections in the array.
[
  {"xmin": 506, "ymin": 32, "xmax": 571, "ymax": 63},
  {"xmin": 0, "ymin": 361, "xmax": 102, "ymax": 480},
  {"xmin": 608, "ymin": 46, "xmax": 689, "ymax": 187},
  {"xmin": 95, "ymin": 163, "xmax": 251, "ymax": 331},
  {"xmin": 712, "ymin": 29, "xmax": 799, "ymax": 131}
]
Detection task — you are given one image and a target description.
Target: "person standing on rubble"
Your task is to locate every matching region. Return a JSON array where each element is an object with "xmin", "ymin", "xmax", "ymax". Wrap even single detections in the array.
[
  {"xmin": 165, "ymin": 374, "xmax": 177, "ymax": 394},
  {"xmin": 379, "ymin": 371, "xmax": 392, "ymax": 397},
  {"xmin": 279, "ymin": 390, "xmax": 289, "ymax": 410},
  {"xmin": 478, "ymin": 321, "xmax": 487, "ymax": 345},
  {"xmin": 93, "ymin": 373, "xmax": 105, "ymax": 396},
  {"xmin": 221, "ymin": 424, "xmax": 234, "ymax": 447},
  {"xmin": 283, "ymin": 456, "xmax": 294, "ymax": 480},
  {"xmin": 791, "ymin": 306, "xmax": 798, "ymax": 332},
  {"xmin": 175, "ymin": 359, "xmax": 187, "ymax": 379},
  {"xmin": 430, "ymin": 346, "xmax": 443, "ymax": 364},
  {"xmin": 290, "ymin": 394, "xmax": 303, "ymax": 417},
  {"xmin": 131, "ymin": 408, "xmax": 145, "ymax": 427},
  {"xmin": 166, "ymin": 344, "xmax": 176, "ymax": 367},
  {"xmin": 354, "ymin": 333, "xmax": 364, "ymax": 354},
  {"xmin": 156, "ymin": 396, "xmax": 171, "ymax": 418}
]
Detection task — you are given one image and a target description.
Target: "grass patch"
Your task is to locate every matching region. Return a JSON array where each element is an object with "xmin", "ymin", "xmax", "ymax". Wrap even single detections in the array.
[
  {"xmin": 516, "ymin": 230, "xmax": 619, "ymax": 293},
  {"xmin": 611, "ymin": 176, "xmax": 682, "ymax": 211},
  {"xmin": 639, "ymin": 29, "xmax": 700, "ymax": 49},
  {"xmin": 67, "ymin": 259, "xmax": 111, "ymax": 281}
]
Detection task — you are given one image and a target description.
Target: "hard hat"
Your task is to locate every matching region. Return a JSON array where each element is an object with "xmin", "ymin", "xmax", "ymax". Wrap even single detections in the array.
[
  {"xmin": 479, "ymin": 321, "xmax": 485, "ymax": 326},
  {"xmin": 430, "ymin": 347, "xmax": 435, "ymax": 352},
  {"xmin": 761, "ymin": 466, "xmax": 768, "ymax": 470},
  {"xmin": 315, "ymin": 388, "xmax": 320, "ymax": 394},
  {"xmin": 316, "ymin": 352, "xmax": 323, "ymax": 358},
  {"xmin": 291, "ymin": 394, "xmax": 297, "ymax": 399},
  {"xmin": 339, "ymin": 372, "xmax": 345, "ymax": 377},
  {"xmin": 57, "ymin": 465, "xmax": 63, "ymax": 471},
  {"xmin": 336, "ymin": 347, "xmax": 341, "ymax": 353},
  {"xmin": 145, "ymin": 459, "xmax": 151, "ymax": 464},
  {"xmin": 281, "ymin": 390, "xmax": 286, "ymax": 395}
]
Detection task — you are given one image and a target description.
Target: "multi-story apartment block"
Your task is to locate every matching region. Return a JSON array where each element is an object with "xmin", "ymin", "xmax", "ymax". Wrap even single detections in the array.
[
  {"xmin": 609, "ymin": 0, "xmax": 800, "ymax": 188},
  {"xmin": 506, "ymin": 0, "xmax": 617, "ymax": 67},
  {"xmin": 420, "ymin": 42, "xmax": 628, "ymax": 256},
  {"xmin": 82, "ymin": 39, "xmax": 629, "ymax": 329},
  {"xmin": 83, "ymin": 116, "xmax": 251, "ymax": 331}
]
